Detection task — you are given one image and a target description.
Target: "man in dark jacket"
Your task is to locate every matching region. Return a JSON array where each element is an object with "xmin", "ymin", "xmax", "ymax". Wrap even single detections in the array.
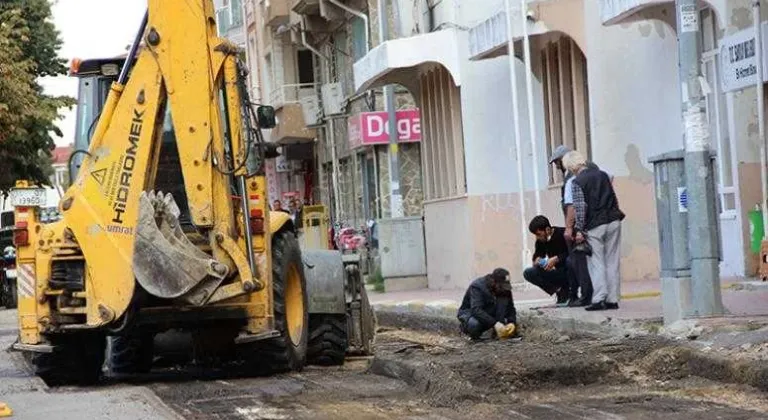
[
  {"xmin": 523, "ymin": 215, "xmax": 570, "ymax": 306},
  {"xmin": 457, "ymin": 268, "xmax": 517, "ymax": 340},
  {"xmin": 549, "ymin": 145, "xmax": 595, "ymax": 307},
  {"xmin": 564, "ymin": 150, "xmax": 625, "ymax": 311}
]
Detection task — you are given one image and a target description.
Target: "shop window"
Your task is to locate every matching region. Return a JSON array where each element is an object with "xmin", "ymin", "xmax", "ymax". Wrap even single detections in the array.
[
  {"xmin": 540, "ymin": 36, "xmax": 591, "ymax": 186},
  {"xmin": 420, "ymin": 66, "xmax": 466, "ymax": 200}
]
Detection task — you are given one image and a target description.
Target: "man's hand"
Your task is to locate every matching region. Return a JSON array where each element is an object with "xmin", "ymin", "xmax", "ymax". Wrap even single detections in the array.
[
  {"xmin": 494, "ymin": 322, "xmax": 505, "ymax": 338},
  {"xmin": 564, "ymin": 228, "xmax": 573, "ymax": 241},
  {"xmin": 544, "ymin": 256, "xmax": 558, "ymax": 271},
  {"xmin": 498, "ymin": 323, "xmax": 516, "ymax": 339},
  {"xmin": 533, "ymin": 257, "xmax": 541, "ymax": 268}
]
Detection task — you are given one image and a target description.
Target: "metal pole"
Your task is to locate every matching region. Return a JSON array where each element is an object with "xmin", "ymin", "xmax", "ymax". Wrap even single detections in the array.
[
  {"xmin": 520, "ymin": 0, "xmax": 541, "ymax": 215},
  {"xmin": 378, "ymin": 0, "xmax": 404, "ymax": 217},
  {"xmin": 675, "ymin": 0, "xmax": 724, "ymax": 316},
  {"xmin": 755, "ymin": 1, "xmax": 768, "ymax": 239},
  {"xmin": 328, "ymin": 120, "xmax": 342, "ymax": 223},
  {"xmin": 505, "ymin": 0, "xmax": 530, "ymax": 270}
]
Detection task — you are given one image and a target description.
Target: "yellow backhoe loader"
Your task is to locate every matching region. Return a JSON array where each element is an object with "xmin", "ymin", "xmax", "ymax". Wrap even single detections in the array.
[{"xmin": 8, "ymin": 0, "xmax": 374, "ymax": 386}]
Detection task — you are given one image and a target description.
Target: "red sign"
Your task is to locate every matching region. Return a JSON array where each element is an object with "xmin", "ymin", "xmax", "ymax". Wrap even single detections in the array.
[{"xmin": 348, "ymin": 109, "xmax": 422, "ymax": 149}]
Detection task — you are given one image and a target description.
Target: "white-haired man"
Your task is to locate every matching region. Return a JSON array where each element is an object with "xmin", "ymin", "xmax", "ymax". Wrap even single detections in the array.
[{"xmin": 563, "ymin": 150, "xmax": 625, "ymax": 311}]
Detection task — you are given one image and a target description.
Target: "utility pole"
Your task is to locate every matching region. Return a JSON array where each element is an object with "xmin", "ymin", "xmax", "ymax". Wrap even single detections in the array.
[
  {"xmin": 378, "ymin": 0, "xmax": 404, "ymax": 217},
  {"xmin": 674, "ymin": 0, "xmax": 724, "ymax": 316}
]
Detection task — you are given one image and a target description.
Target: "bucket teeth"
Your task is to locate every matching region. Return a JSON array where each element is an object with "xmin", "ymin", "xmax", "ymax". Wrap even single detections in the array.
[{"xmin": 133, "ymin": 190, "xmax": 226, "ymax": 304}]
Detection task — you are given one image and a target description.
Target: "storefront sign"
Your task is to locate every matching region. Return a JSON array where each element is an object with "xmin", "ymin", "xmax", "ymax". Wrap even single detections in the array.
[
  {"xmin": 348, "ymin": 109, "xmax": 422, "ymax": 149},
  {"xmin": 720, "ymin": 23, "xmax": 768, "ymax": 93}
]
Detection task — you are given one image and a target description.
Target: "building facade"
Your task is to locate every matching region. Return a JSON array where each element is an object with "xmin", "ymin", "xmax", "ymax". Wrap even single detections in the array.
[
  {"xmin": 244, "ymin": 0, "xmax": 426, "ymax": 229},
  {"xmin": 350, "ymin": 0, "xmax": 768, "ymax": 289},
  {"xmin": 233, "ymin": 0, "xmax": 766, "ymax": 290}
]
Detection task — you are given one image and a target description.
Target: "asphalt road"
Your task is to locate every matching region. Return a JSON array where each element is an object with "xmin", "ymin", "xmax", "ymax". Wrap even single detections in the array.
[{"xmin": 1, "ymin": 309, "xmax": 767, "ymax": 420}]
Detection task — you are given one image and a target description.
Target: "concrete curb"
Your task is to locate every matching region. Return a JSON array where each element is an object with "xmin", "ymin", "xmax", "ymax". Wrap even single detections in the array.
[
  {"xmin": 372, "ymin": 301, "xmax": 646, "ymax": 339},
  {"xmin": 372, "ymin": 305, "xmax": 768, "ymax": 392}
]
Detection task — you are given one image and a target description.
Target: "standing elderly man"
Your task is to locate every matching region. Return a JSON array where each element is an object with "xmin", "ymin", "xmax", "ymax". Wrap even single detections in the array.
[
  {"xmin": 548, "ymin": 145, "xmax": 597, "ymax": 307},
  {"xmin": 563, "ymin": 150, "xmax": 625, "ymax": 311}
]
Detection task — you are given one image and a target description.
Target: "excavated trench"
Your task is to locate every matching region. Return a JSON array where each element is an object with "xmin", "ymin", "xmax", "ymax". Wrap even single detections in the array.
[{"xmin": 368, "ymin": 325, "xmax": 767, "ymax": 409}]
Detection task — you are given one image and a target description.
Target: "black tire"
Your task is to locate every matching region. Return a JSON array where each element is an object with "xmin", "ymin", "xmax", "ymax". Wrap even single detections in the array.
[
  {"xmin": 27, "ymin": 334, "xmax": 106, "ymax": 387},
  {"xmin": 240, "ymin": 229, "xmax": 308, "ymax": 375},
  {"xmin": 108, "ymin": 331, "xmax": 154, "ymax": 374},
  {"xmin": 307, "ymin": 314, "xmax": 348, "ymax": 366}
]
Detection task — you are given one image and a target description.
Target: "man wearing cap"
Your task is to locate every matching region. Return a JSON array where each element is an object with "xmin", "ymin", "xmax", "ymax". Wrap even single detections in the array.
[
  {"xmin": 548, "ymin": 145, "xmax": 601, "ymax": 307},
  {"xmin": 457, "ymin": 268, "xmax": 517, "ymax": 341}
]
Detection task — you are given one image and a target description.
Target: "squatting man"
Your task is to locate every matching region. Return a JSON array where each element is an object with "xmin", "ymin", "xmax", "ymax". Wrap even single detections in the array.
[{"xmin": 457, "ymin": 268, "xmax": 518, "ymax": 341}]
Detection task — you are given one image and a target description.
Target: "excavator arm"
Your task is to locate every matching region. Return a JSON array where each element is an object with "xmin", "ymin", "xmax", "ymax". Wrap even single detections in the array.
[{"xmin": 59, "ymin": 0, "xmax": 268, "ymax": 326}]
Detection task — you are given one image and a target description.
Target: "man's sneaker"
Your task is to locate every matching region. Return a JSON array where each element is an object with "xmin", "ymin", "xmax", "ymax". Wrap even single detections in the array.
[
  {"xmin": 606, "ymin": 302, "xmax": 619, "ymax": 310},
  {"xmin": 556, "ymin": 295, "xmax": 569, "ymax": 307},
  {"xmin": 568, "ymin": 297, "xmax": 589, "ymax": 307}
]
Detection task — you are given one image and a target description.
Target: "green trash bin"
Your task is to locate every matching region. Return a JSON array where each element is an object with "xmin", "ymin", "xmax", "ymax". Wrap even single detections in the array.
[{"xmin": 749, "ymin": 205, "xmax": 764, "ymax": 254}]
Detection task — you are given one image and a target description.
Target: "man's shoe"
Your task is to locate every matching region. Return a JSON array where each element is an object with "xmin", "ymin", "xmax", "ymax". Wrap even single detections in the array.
[
  {"xmin": 568, "ymin": 298, "xmax": 589, "ymax": 307},
  {"xmin": 556, "ymin": 295, "xmax": 569, "ymax": 307},
  {"xmin": 585, "ymin": 301, "xmax": 608, "ymax": 311},
  {"xmin": 606, "ymin": 302, "xmax": 619, "ymax": 310}
]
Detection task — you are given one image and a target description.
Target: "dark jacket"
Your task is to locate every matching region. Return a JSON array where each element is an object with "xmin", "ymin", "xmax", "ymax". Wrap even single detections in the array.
[
  {"xmin": 532, "ymin": 227, "xmax": 568, "ymax": 268},
  {"xmin": 561, "ymin": 161, "xmax": 599, "ymax": 216},
  {"xmin": 457, "ymin": 276, "xmax": 517, "ymax": 326},
  {"xmin": 573, "ymin": 167, "xmax": 625, "ymax": 231}
]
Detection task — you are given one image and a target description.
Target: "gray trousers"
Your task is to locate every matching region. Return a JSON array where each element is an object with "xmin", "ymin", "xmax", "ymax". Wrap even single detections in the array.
[{"xmin": 586, "ymin": 220, "xmax": 622, "ymax": 304}]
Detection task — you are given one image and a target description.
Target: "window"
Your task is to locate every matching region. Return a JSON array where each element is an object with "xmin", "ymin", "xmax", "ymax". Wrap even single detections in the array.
[
  {"xmin": 351, "ymin": 17, "xmax": 367, "ymax": 61},
  {"xmin": 215, "ymin": 7, "xmax": 230, "ymax": 34},
  {"xmin": 540, "ymin": 36, "xmax": 591, "ymax": 185},
  {"xmin": 297, "ymin": 50, "xmax": 314, "ymax": 84},
  {"xmin": 231, "ymin": 0, "xmax": 243, "ymax": 27},
  {"xmin": 700, "ymin": 7, "xmax": 736, "ymax": 215},
  {"xmin": 420, "ymin": 66, "xmax": 466, "ymax": 200}
]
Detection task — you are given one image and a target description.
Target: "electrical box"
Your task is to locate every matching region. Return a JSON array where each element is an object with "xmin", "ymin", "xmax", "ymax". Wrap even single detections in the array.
[
  {"xmin": 321, "ymin": 82, "xmax": 344, "ymax": 116},
  {"xmin": 300, "ymin": 94, "xmax": 323, "ymax": 126}
]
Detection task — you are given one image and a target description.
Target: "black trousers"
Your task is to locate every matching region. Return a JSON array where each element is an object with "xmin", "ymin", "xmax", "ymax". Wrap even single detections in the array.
[
  {"xmin": 523, "ymin": 266, "xmax": 568, "ymax": 297},
  {"xmin": 566, "ymin": 243, "xmax": 593, "ymax": 301},
  {"xmin": 458, "ymin": 296, "xmax": 512, "ymax": 339}
]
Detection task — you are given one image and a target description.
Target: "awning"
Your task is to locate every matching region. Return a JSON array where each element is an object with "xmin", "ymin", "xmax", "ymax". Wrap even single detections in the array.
[
  {"xmin": 352, "ymin": 28, "xmax": 464, "ymax": 95},
  {"xmin": 468, "ymin": 10, "xmax": 550, "ymax": 61},
  {"xmin": 601, "ymin": 0, "xmax": 668, "ymax": 25}
]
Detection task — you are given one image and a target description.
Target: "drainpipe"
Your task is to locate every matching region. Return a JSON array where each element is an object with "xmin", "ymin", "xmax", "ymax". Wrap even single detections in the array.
[
  {"xmin": 325, "ymin": 0, "xmax": 369, "ymax": 51},
  {"xmin": 521, "ymin": 0, "xmax": 541, "ymax": 215},
  {"xmin": 755, "ymin": 1, "xmax": 768, "ymax": 239},
  {"xmin": 378, "ymin": 0, "xmax": 404, "ymax": 218},
  {"xmin": 505, "ymin": 0, "xmax": 531, "ymax": 271},
  {"xmin": 299, "ymin": 18, "xmax": 326, "ymax": 60}
]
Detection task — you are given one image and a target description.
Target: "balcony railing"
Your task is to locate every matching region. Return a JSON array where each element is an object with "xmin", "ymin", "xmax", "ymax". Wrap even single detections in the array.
[{"xmin": 269, "ymin": 83, "xmax": 318, "ymax": 108}]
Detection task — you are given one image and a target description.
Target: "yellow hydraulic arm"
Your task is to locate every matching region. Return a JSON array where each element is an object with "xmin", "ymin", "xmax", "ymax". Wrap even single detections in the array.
[{"xmin": 57, "ymin": 0, "xmax": 270, "ymax": 327}]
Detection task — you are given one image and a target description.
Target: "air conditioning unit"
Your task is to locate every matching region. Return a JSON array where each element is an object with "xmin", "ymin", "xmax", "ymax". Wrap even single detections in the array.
[
  {"xmin": 321, "ymin": 82, "xmax": 344, "ymax": 116},
  {"xmin": 300, "ymin": 94, "xmax": 323, "ymax": 127}
]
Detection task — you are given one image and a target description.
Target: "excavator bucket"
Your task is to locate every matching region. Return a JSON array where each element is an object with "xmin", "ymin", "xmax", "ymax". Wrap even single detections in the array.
[{"xmin": 133, "ymin": 191, "xmax": 228, "ymax": 305}]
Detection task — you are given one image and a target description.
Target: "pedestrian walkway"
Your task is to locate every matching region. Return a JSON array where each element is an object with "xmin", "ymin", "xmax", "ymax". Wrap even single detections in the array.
[{"xmin": 370, "ymin": 276, "xmax": 768, "ymax": 322}]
